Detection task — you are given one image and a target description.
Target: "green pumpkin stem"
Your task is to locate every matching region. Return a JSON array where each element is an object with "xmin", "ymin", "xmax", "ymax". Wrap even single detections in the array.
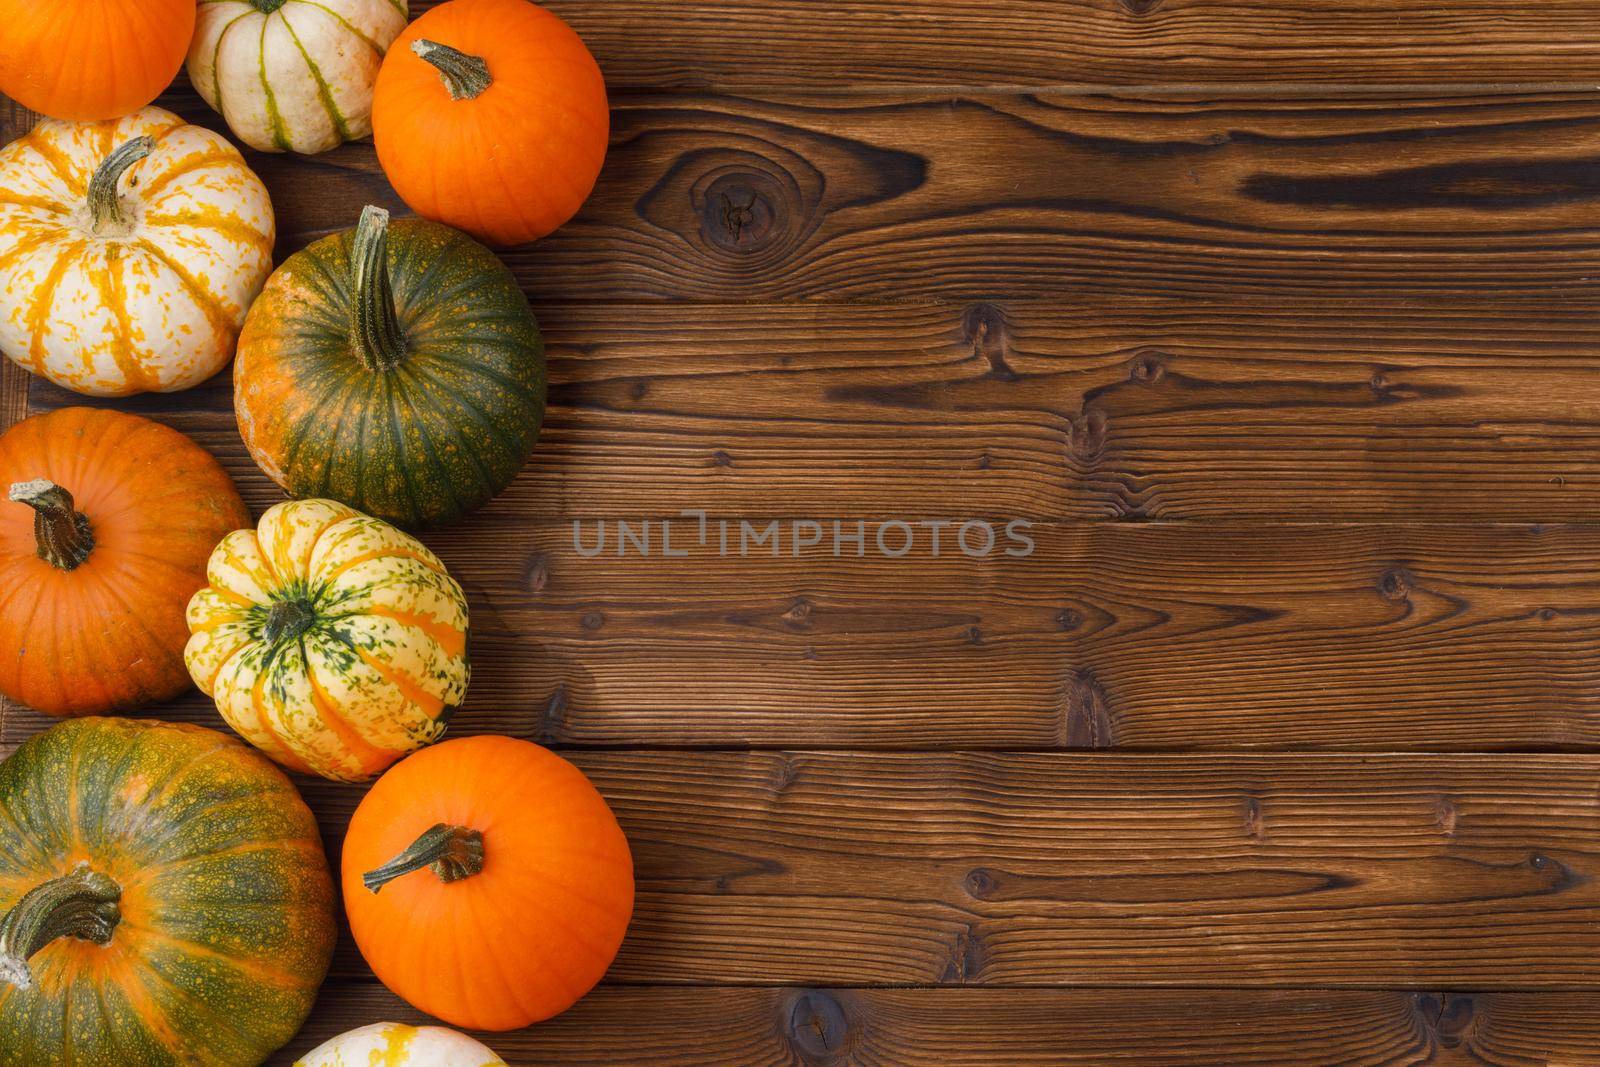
[
  {"xmin": 363, "ymin": 824, "xmax": 485, "ymax": 893},
  {"xmin": 264, "ymin": 597, "xmax": 317, "ymax": 645},
  {"xmin": 9, "ymin": 479, "xmax": 94, "ymax": 571},
  {"xmin": 350, "ymin": 206, "xmax": 409, "ymax": 373},
  {"xmin": 412, "ymin": 40, "xmax": 493, "ymax": 100},
  {"xmin": 87, "ymin": 136, "xmax": 154, "ymax": 235},
  {"xmin": 249, "ymin": 0, "xmax": 288, "ymax": 12},
  {"xmin": 0, "ymin": 865, "xmax": 121, "ymax": 992}
]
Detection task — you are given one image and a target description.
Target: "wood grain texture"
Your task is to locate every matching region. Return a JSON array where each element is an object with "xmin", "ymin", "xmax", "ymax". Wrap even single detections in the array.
[
  {"xmin": 534, "ymin": 0, "xmax": 1600, "ymax": 91},
  {"xmin": 27, "ymin": 297, "xmax": 1600, "ymax": 522},
  {"xmin": 9, "ymin": 519, "xmax": 1600, "ymax": 750},
  {"xmin": 270, "ymin": 984, "xmax": 1600, "ymax": 1066},
  {"xmin": 212, "ymin": 89, "xmax": 1600, "ymax": 303},
  {"xmin": 132, "ymin": 751, "xmax": 1600, "ymax": 989}
]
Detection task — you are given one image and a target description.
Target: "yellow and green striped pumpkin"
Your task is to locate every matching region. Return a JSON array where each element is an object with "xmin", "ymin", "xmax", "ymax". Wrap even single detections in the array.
[
  {"xmin": 185, "ymin": 497, "xmax": 470, "ymax": 782},
  {"xmin": 188, "ymin": 0, "xmax": 409, "ymax": 155},
  {"xmin": 234, "ymin": 206, "xmax": 545, "ymax": 528},
  {"xmin": 0, "ymin": 717, "xmax": 336, "ymax": 1066}
]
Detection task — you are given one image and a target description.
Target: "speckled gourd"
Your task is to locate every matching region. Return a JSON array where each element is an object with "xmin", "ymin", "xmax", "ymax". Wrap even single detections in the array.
[{"xmin": 185, "ymin": 497, "xmax": 471, "ymax": 781}]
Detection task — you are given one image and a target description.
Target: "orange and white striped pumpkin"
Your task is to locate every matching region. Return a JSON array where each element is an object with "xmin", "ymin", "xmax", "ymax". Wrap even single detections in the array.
[
  {"xmin": 296, "ymin": 1022, "xmax": 505, "ymax": 1066},
  {"xmin": 0, "ymin": 107, "xmax": 274, "ymax": 396},
  {"xmin": 185, "ymin": 498, "xmax": 471, "ymax": 782}
]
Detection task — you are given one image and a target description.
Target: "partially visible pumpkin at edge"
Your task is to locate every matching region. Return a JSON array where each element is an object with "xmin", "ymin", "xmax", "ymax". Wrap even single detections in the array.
[{"xmin": 0, "ymin": 407, "xmax": 249, "ymax": 717}]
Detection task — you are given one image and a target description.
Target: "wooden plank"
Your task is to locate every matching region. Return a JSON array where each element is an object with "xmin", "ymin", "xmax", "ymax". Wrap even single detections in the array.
[
  {"xmin": 25, "ymin": 297, "xmax": 1600, "ymax": 522},
  {"xmin": 208, "ymin": 89, "xmax": 1600, "ymax": 303},
  {"xmin": 534, "ymin": 0, "xmax": 1600, "ymax": 91},
  {"xmin": 30, "ymin": 84, "xmax": 1600, "ymax": 303},
  {"xmin": 270, "ymin": 983, "xmax": 1600, "ymax": 1066},
  {"xmin": 170, "ymin": 752, "xmax": 1600, "ymax": 988},
  {"xmin": 8, "ymin": 520, "xmax": 1600, "ymax": 750},
  {"xmin": 52, "ymin": 506, "xmax": 1600, "ymax": 751}
]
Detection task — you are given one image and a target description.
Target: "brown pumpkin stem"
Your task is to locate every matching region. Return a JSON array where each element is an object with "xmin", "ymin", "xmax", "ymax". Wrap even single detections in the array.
[
  {"xmin": 412, "ymin": 40, "xmax": 493, "ymax": 100},
  {"xmin": 0, "ymin": 864, "xmax": 121, "ymax": 992},
  {"xmin": 87, "ymin": 136, "xmax": 154, "ymax": 236},
  {"xmin": 363, "ymin": 823, "xmax": 485, "ymax": 893},
  {"xmin": 9, "ymin": 479, "xmax": 94, "ymax": 571},
  {"xmin": 350, "ymin": 206, "xmax": 409, "ymax": 373}
]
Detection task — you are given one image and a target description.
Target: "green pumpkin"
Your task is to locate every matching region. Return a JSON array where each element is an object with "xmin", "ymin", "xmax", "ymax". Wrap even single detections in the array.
[
  {"xmin": 0, "ymin": 718, "xmax": 336, "ymax": 1066},
  {"xmin": 234, "ymin": 206, "xmax": 546, "ymax": 528}
]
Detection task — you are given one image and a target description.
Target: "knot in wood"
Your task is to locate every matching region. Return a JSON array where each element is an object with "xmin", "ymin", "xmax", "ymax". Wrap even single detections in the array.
[
  {"xmin": 702, "ymin": 171, "xmax": 784, "ymax": 254},
  {"xmin": 1377, "ymin": 567, "xmax": 1411, "ymax": 603},
  {"xmin": 784, "ymin": 989, "xmax": 851, "ymax": 1063},
  {"xmin": 1129, "ymin": 351, "xmax": 1166, "ymax": 383}
]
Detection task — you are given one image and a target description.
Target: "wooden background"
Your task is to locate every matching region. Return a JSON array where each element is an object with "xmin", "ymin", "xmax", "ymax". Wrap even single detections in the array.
[{"xmin": 8, "ymin": 0, "xmax": 1600, "ymax": 1062}]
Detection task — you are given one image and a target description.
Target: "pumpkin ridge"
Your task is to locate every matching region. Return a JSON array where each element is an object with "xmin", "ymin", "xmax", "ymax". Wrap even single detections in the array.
[
  {"xmin": 0, "ymin": 192, "xmax": 68, "ymax": 213},
  {"xmin": 0, "ymin": 228, "xmax": 60, "ymax": 283},
  {"xmin": 78, "ymin": 562, "xmax": 186, "ymax": 682},
  {"xmin": 304, "ymin": 655, "xmax": 401, "ymax": 775},
  {"xmin": 142, "ymin": 209, "xmax": 272, "ymax": 253},
  {"xmin": 16, "ymin": 129, "xmax": 83, "ymax": 193},
  {"xmin": 286, "ymin": 0, "xmax": 388, "ymax": 57},
  {"xmin": 209, "ymin": 10, "xmax": 255, "ymax": 112},
  {"xmin": 110, "ymin": 735, "xmax": 236, "ymax": 844},
  {"xmin": 114, "ymin": 921, "xmax": 314, "ymax": 990},
  {"xmin": 280, "ymin": 10, "xmax": 354, "ymax": 143},
  {"xmin": 127, "ymin": 933, "xmax": 269, "ymax": 1053},
  {"xmin": 394, "ymin": 383, "xmax": 488, "ymax": 516},
  {"xmin": 383, "ymin": 375, "xmax": 428, "ymax": 525},
  {"xmin": 357, "ymin": 605, "xmax": 467, "ymax": 658},
  {"xmin": 99, "ymin": 243, "xmax": 154, "ymax": 393},
  {"xmin": 406, "ymin": 365, "xmax": 526, "ymax": 470},
  {"xmin": 133, "ymin": 238, "xmax": 240, "ymax": 338},
  {"xmin": 134, "ymin": 148, "xmax": 243, "ymax": 204},
  {"xmin": 250, "ymin": 661, "xmax": 312, "ymax": 770},
  {"xmin": 402, "ymin": 371, "xmax": 504, "ymax": 503},
  {"xmin": 255, "ymin": 18, "xmax": 294, "ymax": 152},
  {"xmin": 23, "ymin": 241, "xmax": 79, "ymax": 376}
]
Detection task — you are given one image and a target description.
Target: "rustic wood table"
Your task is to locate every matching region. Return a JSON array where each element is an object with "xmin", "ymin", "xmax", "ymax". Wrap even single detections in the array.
[{"xmin": 8, "ymin": 1, "xmax": 1600, "ymax": 1063}]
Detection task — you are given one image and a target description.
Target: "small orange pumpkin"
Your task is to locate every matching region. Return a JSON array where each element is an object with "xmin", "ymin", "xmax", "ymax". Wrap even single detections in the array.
[
  {"xmin": 370, "ymin": 0, "xmax": 610, "ymax": 246},
  {"xmin": 0, "ymin": 407, "xmax": 249, "ymax": 715},
  {"xmin": 0, "ymin": 0, "xmax": 195, "ymax": 121},
  {"xmin": 342, "ymin": 735, "xmax": 634, "ymax": 1030}
]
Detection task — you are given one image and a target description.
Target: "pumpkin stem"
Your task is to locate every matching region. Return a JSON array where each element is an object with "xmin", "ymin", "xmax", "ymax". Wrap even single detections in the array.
[
  {"xmin": 363, "ymin": 823, "xmax": 485, "ymax": 893},
  {"xmin": 0, "ymin": 864, "xmax": 121, "ymax": 992},
  {"xmin": 9, "ymin": 479, "xmax": 94, "ymax": 571},
  {"xmin": 264, "ymin": 597, "xmax": 317, "ymax": 645},
  {"xmin": 412, "ymin": 40, "xmax": 493, "ymax": 101},
  {"xmin": 87, "ymin": 136, "xmax": 154, "ymax": 236},
  {"xmin": 250, "ymin": 0, "xmax": 288, "ymax": 11},
  {"xmin": 350, "ymin": 206, "xmax": 408, "ymax": 373}
]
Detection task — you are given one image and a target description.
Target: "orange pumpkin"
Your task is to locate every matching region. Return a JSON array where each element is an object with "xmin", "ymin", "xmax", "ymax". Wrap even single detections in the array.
[
  {"xmin": 370, "ymin": 0, "xmax": 609, "ymax": 246},
  {"xmin": 0, "ymin": 407, "xmax": 249, "ymax": 715},
  {"xmin": 0, "ymin": 0, "xmax": 195, "ymax": 121},
  {"xmin": 342, "ymin": 735, "xmax": 634, "ymax": 1030}
]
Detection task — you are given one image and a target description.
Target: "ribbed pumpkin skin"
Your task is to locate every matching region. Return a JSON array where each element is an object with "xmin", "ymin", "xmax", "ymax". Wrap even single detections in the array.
[
  {"xmin": 186, "ymin": 498, "xmax": 471, "ymax": 782},
  {"xmin": 188, "ymin": 0, "xmax": 409, "ymax": 154},
  {"xmin": 0, "ymin": 407, "xmax": 251, "ymax": 716},
  {"xmin": 234, "ymin": 215, "xmax": 544, "ymax": 528},
  {"xmin": 0, "ymin": 718, "xmax": 336, "ymax": 1066},
  {"xmin": 0, "ymin": 108, "xmax": 276, "ymax": 396},
  {"xmin": 343, "ymin": 736, "xmax": 633, "ymax": 1031},
  {"xmin": 0, "ymin": 0, "xmax": 194, "ymax": 121}
]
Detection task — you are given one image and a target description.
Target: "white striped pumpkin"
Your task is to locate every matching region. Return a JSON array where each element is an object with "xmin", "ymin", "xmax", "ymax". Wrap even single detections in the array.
[
  {"xmin": 189, "ymin": 0, "xmax": 409, "ymax": 155},
  {"xmin": 185, "ymin": 498, "xmax": 470, "ymax": 782},
  {"xmin": 0, "ymin": 108, "xmax": 274, "ymax": 396},
  {"xmin": 296, "ymin": 1023, "xmax": 505, "ymax": 1067}
]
